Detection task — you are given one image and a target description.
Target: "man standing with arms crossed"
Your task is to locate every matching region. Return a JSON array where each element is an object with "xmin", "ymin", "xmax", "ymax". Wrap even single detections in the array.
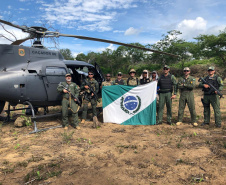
[
  {"xmin": 198, "ymin": 66, "xmax": 223, "ymax": 128},
  {"xmin": 176, "ymin": 67, "xmax": 198, "ymax": 126},
  {"xmin": 157, "ymin": 65, "xmax": 177, "ymax": 125}
]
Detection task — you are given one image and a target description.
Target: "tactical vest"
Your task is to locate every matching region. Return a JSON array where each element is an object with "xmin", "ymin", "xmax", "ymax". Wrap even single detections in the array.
[
  {"xmin": 203, "ymin": 75, "xmax": 219, "ymax": 95},
  {"xmin": 140, "ymin": 78, "xmax": 150, "ymax": 85},
  {"xmin": 127, "ymin": 77, "xmax": 139, "ymax": 86},
  {"xmin": 114, "ymin": 79, "xmax": 125, "ymax": 85},
  {"xmin": 158, "ymin": 74, "xmax": 172, "ymax": 92}
]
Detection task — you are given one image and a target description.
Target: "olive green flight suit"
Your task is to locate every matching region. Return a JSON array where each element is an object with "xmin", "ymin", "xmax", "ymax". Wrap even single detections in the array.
[
  {"xmin": 57, "ymin": 82, "xmax": 80, "ymax": 128},
  {"xmin": 81, "ymin": 78, "xmax": 99, "ymax": 120},
  {"xmin": 177, "ymin": 76, "xmax": 196, "ymax": 123},
  {"xmin": 157, "ymin": 74, "xmax": 177, "ymax": 124},
  {"xmin": 198, "ymin": 75, "xmax": 223, "ymax": 127}
]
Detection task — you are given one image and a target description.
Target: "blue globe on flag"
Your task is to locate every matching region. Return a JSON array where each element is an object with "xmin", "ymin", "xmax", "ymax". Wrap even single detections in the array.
[{"xmin": 124, "ymin": 96, "xmax": 138, "ymax": 111}]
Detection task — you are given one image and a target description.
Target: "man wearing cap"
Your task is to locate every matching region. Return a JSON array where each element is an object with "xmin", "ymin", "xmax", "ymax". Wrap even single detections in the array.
[
  {"xmin": 57, "ymin": 74, "xmax": 80, "ymax": 130},
  {"xmin": 101, "ymin": 73, "xmax": 113, "ymax": 87},
  {"xmin": 127, "ymin": 69, "xmax": 140, "ymax": 86},
  {"xmin": 81, "ymin": 71, "xmax": 99, "ymax": 125},
  {"xmin": 157, "ymin": 65, "xmax": 177, "ymax": 125},
  {"xmin": 198, "ymin": 66, "xmax": 223, "ymax": 128},
  {"xmin": 113, "ymin": 72, "xmax": 125, "ymax": 85},
  {"xmin": 176, "ymin": 67, "xmax": 198, "ymax": 127},
  {"xmin": 140, "ymin": 70, "xmax": 150, "ymax": 85}
]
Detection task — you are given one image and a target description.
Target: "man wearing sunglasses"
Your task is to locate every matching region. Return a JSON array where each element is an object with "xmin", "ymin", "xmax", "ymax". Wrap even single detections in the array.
[
  {"xmin": 198, "ymin": 66, "xmax": 223, "ymax": 128},
  {"xmin": 157, "ymin": 65, "xmax": 177, "ymax": 125},
  {"xmin": 127, "ymin": 69, "xmax": 140, "ymax": 86},
  {"xmin": 176, "ymin": 67, "xmax": 197, "ymax": 127},
  {"xmin": 101, "ymin": 74, "xmax": 113, "ymax": 87},
  {"xmin": 113, "ymin": 72, "xmax": 125, "ymax": 85},
  {"xmin": 81, "ymin": 71, "xmax": 99, "ymax": 125}
]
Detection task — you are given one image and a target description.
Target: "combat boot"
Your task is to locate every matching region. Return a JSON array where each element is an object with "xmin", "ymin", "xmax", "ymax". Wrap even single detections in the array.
[
  {"xmin": 81, "ymin": 119, "xmax": 85, "ymax": 124},
  {"xmin": 176, "ymin": 122, "xmax": 182, "ymax": 126},
  {"xmin": 75, "ymin": 126, "xmax": 81, "ymax": 130},
  {"xmin": 93, "ymin": 116, "xmax": 98, "ymax": 128},
  {"xmin": 64, "ymin": 126, "xmax": 68, "ymax": 130},
  {"xmin": 192, "ymin": 123, "xmax": 198, "ymax": 127}
]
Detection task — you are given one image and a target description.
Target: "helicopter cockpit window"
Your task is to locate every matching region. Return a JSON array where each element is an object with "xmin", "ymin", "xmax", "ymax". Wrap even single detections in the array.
[{"xmin": 46, "ymin": 67, "xmax": 66, "ymax": 76}]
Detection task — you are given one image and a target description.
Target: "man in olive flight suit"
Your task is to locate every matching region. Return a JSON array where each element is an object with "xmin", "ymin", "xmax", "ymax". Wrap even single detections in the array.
[
  {"xmin": 113, "ymin": 72, "xmax": 125, "ymax": 85},
  {"xmin": 127, "ymin": 69, "xmax": 140, "ymax": 86},
  {"xmin": 198, "ymin": 66, "xmax": 223, "ymax": 128},
  {"xmin": 81, "ymin": 71, "xmax": 99, "ymax": 125},
  {"xmin": 57, "ymin": 74, "xmax": 80, "ymax": 130},
  {"xmin": 101, "ymin": 73, "xmax": 113, "ymax": 87},
  {"xmin": 157, "ymin": 65, "xmax": 177, "ymax": 125},
  {"xmin": 176, "ymin": 67, "xmax": 198, "ymax": 126}
]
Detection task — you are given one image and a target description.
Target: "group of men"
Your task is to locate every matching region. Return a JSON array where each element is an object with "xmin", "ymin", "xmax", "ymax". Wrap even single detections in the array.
[{"xmin": 57, "ymin": 65, "xmax": 224, "ymax": 130}]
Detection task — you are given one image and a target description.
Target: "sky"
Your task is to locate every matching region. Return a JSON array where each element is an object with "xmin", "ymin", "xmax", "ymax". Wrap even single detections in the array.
[{"xmin": 0, "ymin": 0, "xmax": 226, "ymax": 57}]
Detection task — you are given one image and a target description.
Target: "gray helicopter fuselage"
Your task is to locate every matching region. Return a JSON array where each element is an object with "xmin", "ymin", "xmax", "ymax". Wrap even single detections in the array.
[{"xmin": 0, "ymin": 44, "xmax": 100, "ymax": 108}]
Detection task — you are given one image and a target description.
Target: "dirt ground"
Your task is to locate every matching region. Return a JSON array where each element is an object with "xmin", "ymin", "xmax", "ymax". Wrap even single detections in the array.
[{"xmin": 0, "ymin": 89, "xmax": 226, "ymax": 185}]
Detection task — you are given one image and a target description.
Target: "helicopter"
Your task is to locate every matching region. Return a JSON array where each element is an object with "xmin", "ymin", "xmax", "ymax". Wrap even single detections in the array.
[{"xmin": 0, "ymin": 19, "xmax": 178, "ymax": 132}]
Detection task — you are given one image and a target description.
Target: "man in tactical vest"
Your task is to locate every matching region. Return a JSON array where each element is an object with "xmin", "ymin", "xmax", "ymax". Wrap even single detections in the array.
[
  {"xmin": 113, "ymin": 72, "xmax": 125, "ymax": 85},
  {"xmin": 176, "ymin": 67, "xmax": 198, "ymax": 127},
  {"xmin": 198, "ymin": 66, "xmax": 223, "ymax": 128},
  {"xmin": 127, "ymin": 69, "xmax": 140, "ymax": 86},
  {"xmin": 101, "ymin": 73, "xmax": 113, "ymax": 87},
  {"xmin": 140, "ymin": 69, "xmax": 150, "ymax": 85},
  {"xmin": 57, "ymin": 74, "xmax": 80, "ymax": 130},
  {"xmin": 81, "ymin": 71, "xmax": 99, "ymax": 125},
  {"xmin": 157, "ymin": 65, "xmax": 177, "ymax": 125}
]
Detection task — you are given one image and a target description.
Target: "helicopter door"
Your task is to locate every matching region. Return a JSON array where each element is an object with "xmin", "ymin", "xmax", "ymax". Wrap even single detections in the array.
[{"xmin": 44, "ymin": 67, "xmax": 67, "ymax": 101}]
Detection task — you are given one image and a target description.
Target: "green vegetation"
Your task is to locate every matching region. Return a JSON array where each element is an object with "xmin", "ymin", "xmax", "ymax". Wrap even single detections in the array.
[
  {"xmin": 61, "ymin": 131, "xmax": 74, "ymax": 144},
  {"xmin": 61, "ymin": 28, "xmax": 226, "ymax": 78}
]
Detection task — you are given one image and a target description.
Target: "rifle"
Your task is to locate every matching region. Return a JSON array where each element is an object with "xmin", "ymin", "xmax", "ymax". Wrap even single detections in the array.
[
  {"xmin": 59, "ymin": 83, "xmax": 82, "ymax": 106},
  {"xmin": 84, "ymin": 79, "xmax": 100, "ymax": 102},
  {"xmin": 198, "ymin": 77, "xmax": 224, "ymax": 98}
]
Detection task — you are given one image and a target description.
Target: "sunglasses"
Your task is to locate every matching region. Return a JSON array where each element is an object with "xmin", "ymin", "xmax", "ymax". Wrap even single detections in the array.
[
  {"xmin": 208, "ymin": 70, "xmax": 214, "ymax": 72},
  {"xmin": 106, "ymin": 76, "xmax": 111, "ymax": 77},
  {"xmin": 163, "ymin": 68, "xmax": 169, "ymax": 70},
  {"xmin": 88, "ymin": 73, "xmax": 93, "ymax": 75},
  {"xmin": 130, "ymin": 72, "xmax": 135, "ymax": 74},
  {"xmin": 118, "ymin": 74, "xmax": 122, "ymax": 76},
  {"xmin": 184, "ymin": 70, "xmax": 189, "ymax": 72},
  {"xmin": 143, "ymin": 72, "xmax": 147, "ymax": 74}
]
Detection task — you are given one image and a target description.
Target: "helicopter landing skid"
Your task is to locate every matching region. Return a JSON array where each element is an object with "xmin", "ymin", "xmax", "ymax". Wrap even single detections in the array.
[{"xmin": 22, "ymin": 101, "xmax": 62, "ymax": 134}]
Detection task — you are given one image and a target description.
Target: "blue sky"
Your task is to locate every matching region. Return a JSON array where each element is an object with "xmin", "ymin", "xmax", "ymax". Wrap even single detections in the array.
[{"xmin": 0, "ymin": 0, "xmax": 226, "ymax": 57}]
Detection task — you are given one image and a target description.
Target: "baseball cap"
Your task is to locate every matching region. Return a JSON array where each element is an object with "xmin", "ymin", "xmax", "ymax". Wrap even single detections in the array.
[
  {"xmin": 183, "ymin": 67, "xmax": 190, "ymax": 71},
  {"xmin": 208, "ymin": 66, "xmax": 215, "ymax": 70},
  {"xmin": 65, "ymin": 73, "xmax": 71, "ymax": 77},
  {"xmin": 163, "ymin": 65, "xmax": 170, "ymax": 69}
]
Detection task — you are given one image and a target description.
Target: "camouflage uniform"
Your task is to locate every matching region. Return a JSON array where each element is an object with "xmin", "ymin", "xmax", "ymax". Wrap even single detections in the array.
[
  {"xmin": 57, "ymin": 82, "xmax": 80, "ymax": 128},
  {"xmin": 127, "ymin": 77, "xmax": 140, "ymax": 86},
  {"xmin": 157, "ymin": 73, "xmax": 177, "ymax": 124},
  {"xmin": 199, "ymin": 74, "xmax": 223, "ymax": 127},
  {"xmin": 81, "ymin": 78, "xmax": 99, "ymax": 120},
  {"xmin": 177, "ymin": 75, "xmax": 197, "ymax": 124},
  {"xmin": 101, "ymin": 80, "xmax": 113, "ymax": 86}
]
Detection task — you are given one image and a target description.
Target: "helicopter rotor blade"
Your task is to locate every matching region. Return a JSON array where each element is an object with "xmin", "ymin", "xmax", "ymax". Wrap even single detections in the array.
[
  {"xmin": 58, "ymin": 33, "xmax": 179, "ymax": 57},
  {"xmin": 11, "ymin": 36, "xmax": 33, "ymax": 45},
  {"xmin": 0, "ymin": 19, "xmax": 28, "ymax": 31}
]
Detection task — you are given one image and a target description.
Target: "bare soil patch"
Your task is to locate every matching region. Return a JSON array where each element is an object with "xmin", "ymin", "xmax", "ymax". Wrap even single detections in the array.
[{"xmin": 0, "ymin": 89, "xmax": 226, "ymax": 185}]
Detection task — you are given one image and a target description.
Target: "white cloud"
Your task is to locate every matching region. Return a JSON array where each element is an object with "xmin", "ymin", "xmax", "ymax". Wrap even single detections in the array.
[
  {"xmin": 97, "ymin": 44, "xmax": 116, "ymax": 52},
  {"xmin": 8, "ymin": 6, "xmax": 11, "ymax": 9},
  {"xmin": 40, "ymin": 0, "xmax": 137, "ymax": 31},
  {"xmin": 177, "ymin": 17, "xmax": 207, "ymax": 39},
  {"xmin": 176, "ymin": 17, "xmax": 226, "ymax": 39},
  {"xmin": 124, "ymin": 27, "xmax": 142, "ymax": 35}
]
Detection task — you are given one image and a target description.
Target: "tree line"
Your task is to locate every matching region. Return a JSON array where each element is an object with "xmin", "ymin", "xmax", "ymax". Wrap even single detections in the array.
[{"xmin": 60, "ymin": 29, "xmax": 226, "ymax": 76}]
